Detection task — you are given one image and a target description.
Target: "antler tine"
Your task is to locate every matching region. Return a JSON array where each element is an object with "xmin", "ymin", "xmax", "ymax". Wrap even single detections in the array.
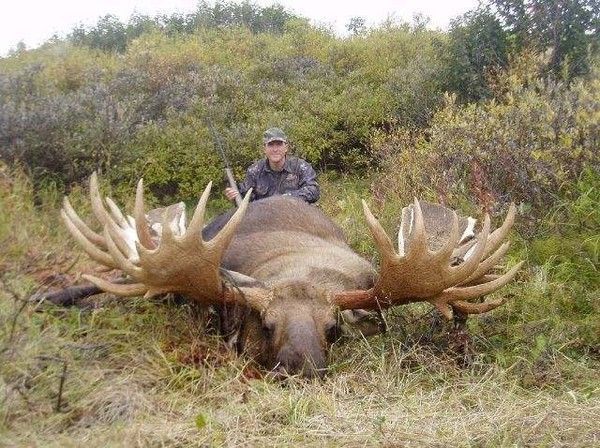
[
  {"xmin": 62, "ymin": 196, "xmax": 106, "ymax": 248},
  {"xmin": 134, "ymin": 178, "xmax": 156, "ymax": 250},
  {"xmin": 89, "ymin": 173, "xmax": 137, "ymax": 259},
  {"xmin": 135, "ymin": 239, "xmax": 154, "ymax": 264},
  {"xmin": 470, "ymin": 274, "xmax": 501, "ymax": 284},
  {"xmin": 89, "ymin": 172, "xmax": 114, "ymax": 227},
  {"xmin": 105, "ymin": 197, "xmax": 129, "ymax": 229},
  {"xmin": 446, "ymin": 261, "xmax": 524, "ymax": 300},
  {"xmin": 484, "ymin": 203, "xmax": 516, "ymax": 258},
  {"xmin": 186, "ymin": 181, "xmax": 213, "ymax": 238},
  {"xmin": 208, "ymin": 189, "xmax": 253, "ymax": 250},
  {"xmin": 82, "ymin": 274, "xmax": 148, "ymax": 297},
  {"xmin": 105, "ymin": 196, "xmax": 140, "ymax": 260},
  {"xmin": 406, "ymin": 198, "xmax": 428, "ymax": 259},
  {"xmin": 460, "ymin": 241, "xmax": 510, "ymax": 286},
  {"xmin": 103, "ymin": 228, "xmax": 143, "ymax": 278},
  {"xmin": 362, "ymin": 200, "xmax": 396, "ymax": 259},
  {"xmin": 446, "ymin": 214, "xmax": 491, "ymax": 285},
  {"xmin": 60, "ymin": 209, "xmax": 117, "ymax": 268},
  {"xmin": 453, "ymin": 239, "xmax": 476, "ymax": 260},
  {"xmin": 159, "ymin": 207, "xmax": 176, "ymax": 244},
  {"xmin": 451, "ymin": 298, "xmax": 505, "ymax": 315},
  {"xmin": 397, "ymin": 206, "xmax": 411, "ymax": 256},
  {"xmin": 99, "ymin": 211, "xmax": 138, "ymax": 261}
]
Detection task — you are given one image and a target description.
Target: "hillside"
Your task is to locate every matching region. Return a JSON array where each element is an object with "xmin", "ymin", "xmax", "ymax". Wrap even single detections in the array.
[{"xmin": 1, "ymin": 2, "xmax": 599, "ymax": 446}]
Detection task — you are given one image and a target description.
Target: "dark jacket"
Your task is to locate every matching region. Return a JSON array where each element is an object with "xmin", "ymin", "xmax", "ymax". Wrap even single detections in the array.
[{"xmin": 238, "ymin": 155, "xmax": 320, "ymax": 203}]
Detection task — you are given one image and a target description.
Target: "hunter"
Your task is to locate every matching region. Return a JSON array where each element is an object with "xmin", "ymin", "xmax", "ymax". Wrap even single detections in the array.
[{"xmin": 224, "ymin": 127, "xmax": 320, "ymax": 203}]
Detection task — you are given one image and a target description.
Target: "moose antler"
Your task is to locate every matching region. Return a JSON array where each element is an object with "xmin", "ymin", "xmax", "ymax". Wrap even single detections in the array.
[
  {"xmin": 61, "ymin": 173, "xmax": 271, "ymax": 310},
  {"xmin": 333, "ymin": 200, "xmax": 523, "ymax": 319}
]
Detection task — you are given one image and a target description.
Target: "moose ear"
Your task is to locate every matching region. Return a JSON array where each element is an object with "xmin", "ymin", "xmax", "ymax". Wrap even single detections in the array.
[
  {"xmin": 221, "ymin": 269, "xmax": 273, "ymax": 313},
  {"xmin": 221, "ymin": 269, "xmax": 265, "ymax": 289},
  {"xmin": 399, "ymin": 201, "xmax": 476, "ymax": 254}
]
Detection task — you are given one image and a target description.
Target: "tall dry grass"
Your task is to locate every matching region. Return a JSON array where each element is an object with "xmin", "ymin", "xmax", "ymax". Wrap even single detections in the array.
[{"xmin": 1, "ymin": 166, "xmax": 599, "ymax": 447}]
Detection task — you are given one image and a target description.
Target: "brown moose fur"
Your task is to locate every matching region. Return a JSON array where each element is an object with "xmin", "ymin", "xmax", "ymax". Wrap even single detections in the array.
[
  {"xmin": 203, "ymin": 196, "xmax": 375, "ymax": 377},
  {"xmin": 63, "ymin": 177, "xmax": 519, "ymax": 378}
]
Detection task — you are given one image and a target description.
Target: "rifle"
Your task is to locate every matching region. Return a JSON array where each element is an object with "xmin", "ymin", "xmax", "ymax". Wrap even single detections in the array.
[{"xmin": 206, "ymin": 119, "xmax": 242, "ymax": 207}]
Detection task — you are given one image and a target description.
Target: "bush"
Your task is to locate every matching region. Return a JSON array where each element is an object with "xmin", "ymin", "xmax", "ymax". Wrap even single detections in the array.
[
  {"xmin": 68, "ymin": 2, "xmax": 300, "ymax": 53},
  {"xmin": 443, "ymin": 7, "xmax": 509, "ymax": 102},
  {"xmin": 0, "ymin": 20, "xmax": 447, "ymax": 196},
  {"xmin": 373, "ymin": 57, "xmax": 600, "ymax": 218}
]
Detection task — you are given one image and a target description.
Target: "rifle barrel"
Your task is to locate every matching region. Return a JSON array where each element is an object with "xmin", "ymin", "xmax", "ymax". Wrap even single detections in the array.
[
  {"xmin": 225, "ymin": 168, "xmax": 242, "ymax": 207},
  {"xmin": 206, "ymin": 119, "xmax": 242, "ymax": 207}
]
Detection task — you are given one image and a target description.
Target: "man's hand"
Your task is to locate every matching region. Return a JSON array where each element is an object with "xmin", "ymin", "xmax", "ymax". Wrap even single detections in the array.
[{"xmin": 224, "ymin": 187, "xmax": 240, "ymax": 202}]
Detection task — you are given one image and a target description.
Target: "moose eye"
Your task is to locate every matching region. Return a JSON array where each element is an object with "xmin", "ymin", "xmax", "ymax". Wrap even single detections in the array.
[
  {"xmin": 262, "ymin": 322, "xmax": 275, "ymax": 339},
  {"xmin": 325, "ymin": 322, "xmax": 340, "ymax": 342}
]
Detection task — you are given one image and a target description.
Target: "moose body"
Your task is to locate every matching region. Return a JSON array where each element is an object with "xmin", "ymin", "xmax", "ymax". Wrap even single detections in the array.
[
  {"xmin": 205, "ymin": 196, "xmax": 373, "ymax": 290},
  {"xmin": 61, "ymin": 174, "xmax": 523, "ymax": 378},
  {"xmin": 202, "ymin": 196, "xmax": 375, "ymax": 375}
]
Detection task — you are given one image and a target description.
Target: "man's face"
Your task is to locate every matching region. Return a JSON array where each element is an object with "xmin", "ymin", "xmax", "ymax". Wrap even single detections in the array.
[{"xmin": 264, "ymin": 140, "xmax": 288, "ymax": 166}]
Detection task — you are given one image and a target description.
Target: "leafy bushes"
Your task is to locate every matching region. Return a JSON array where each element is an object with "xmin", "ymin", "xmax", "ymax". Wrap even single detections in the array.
[
  {"xmin": 68, "ymin": 1, "xmax": 299, "ymax": 53},
  {"xmin": 443, "ymin": 7, "xmax": 509, "ymax": 102},
  {"xmin": 373, "ymin": 57, "xmax": 600, "ymax": 217},
  {"xmin": 0, "ymin": 21, "xmax": 445, "ymax": 198},
  {"xmin": 530, "ymin": 168, "xmax": 599, "ymax": 290},
  {"xmin": 488, "ymin": 0, "xmax": 599, "ymax": 79},
  {"xmin": 1, "ymin": 1, "xmax": 598, "ymax": 209}
]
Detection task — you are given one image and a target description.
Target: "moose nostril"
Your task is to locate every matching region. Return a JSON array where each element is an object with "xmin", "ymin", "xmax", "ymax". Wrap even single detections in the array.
[
  {"xmin": 275, "ymin": 352, "xmax": 326, "ymax": 380},
  {"xmin": 268, "ymin": 363, "xmax": 291, "ymax": 381},
  {"xmin": 301, "ymin": 365, "xmax": 324, "ymax": 380}
]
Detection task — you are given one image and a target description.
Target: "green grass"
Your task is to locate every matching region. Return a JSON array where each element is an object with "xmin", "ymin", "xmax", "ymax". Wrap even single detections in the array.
[{"xmin": 1, "ymin": 167, "xmax": 599, "ymax": 446}]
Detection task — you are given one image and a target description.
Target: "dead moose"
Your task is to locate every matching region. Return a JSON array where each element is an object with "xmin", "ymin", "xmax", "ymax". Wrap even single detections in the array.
[{"xmin": 60, "ymin": 173, "xmax": 523, "ymax": 378}]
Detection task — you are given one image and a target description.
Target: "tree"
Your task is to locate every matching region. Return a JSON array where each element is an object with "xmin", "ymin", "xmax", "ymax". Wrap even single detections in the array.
[
  {"xmin": 346, "ymin": 17, "xmax": 367, "ymax": 36},
  {"xmin": 8, "ymin": 41, "xmax": 27, "ymax": 56},
  {"xmin": 490, "ymin": 0, "xmax": 600, "ymax": 78},
  {"xmin": 69, "ymin": 2, "xmax": 299, "ymax": 52},
  {"xmin": 70, "ymin": 15, "xmax": 128, "ymax": 52},
  {"xmin": 444, "ymin": 8, "xmax": 509, "ymax": 101}
]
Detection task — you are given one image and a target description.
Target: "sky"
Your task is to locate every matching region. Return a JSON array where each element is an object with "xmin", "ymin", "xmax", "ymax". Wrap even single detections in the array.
[{"xmin": 0, "ymin": 0, "xmax": 479, "ymax": 56}]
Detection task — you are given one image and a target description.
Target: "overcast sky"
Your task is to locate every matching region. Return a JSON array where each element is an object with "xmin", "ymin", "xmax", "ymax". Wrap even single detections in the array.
[{"xmin": 0, "ymin": 0, "xmax": 479, "ymax": 56}]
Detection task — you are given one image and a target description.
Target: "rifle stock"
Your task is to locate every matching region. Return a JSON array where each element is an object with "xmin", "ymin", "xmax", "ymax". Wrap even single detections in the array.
[
  {"xmin": 205, "ymin": 118, "xmax": 242, "ymax": 208},
  {"xmin": 225, "ymin": 168, "xmax": 242, "ymax": 207}
]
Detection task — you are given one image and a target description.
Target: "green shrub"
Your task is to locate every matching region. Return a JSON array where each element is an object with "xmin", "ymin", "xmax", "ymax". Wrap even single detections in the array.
[
  {"xmin": 1, "ymin": 20, "xmax": 446, "ymax": 196},
  {"xmin": 372, "ymin": 57, "xmax": 600, "ymax": 217},
  {"xmin": 443, "ymin": 7, "xmax": 509, "ymax": 102}
]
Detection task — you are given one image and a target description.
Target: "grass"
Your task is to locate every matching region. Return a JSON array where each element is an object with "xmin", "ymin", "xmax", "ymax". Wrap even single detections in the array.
[{"xmin": 1, "ymin": 166, "xmax": 599, "ymax": 447}]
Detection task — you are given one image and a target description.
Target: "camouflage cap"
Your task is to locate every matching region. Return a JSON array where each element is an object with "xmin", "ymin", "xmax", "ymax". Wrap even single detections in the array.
[{"xmin": 263, "ymin": 127, "xmax": 288, "ymax": 144}]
